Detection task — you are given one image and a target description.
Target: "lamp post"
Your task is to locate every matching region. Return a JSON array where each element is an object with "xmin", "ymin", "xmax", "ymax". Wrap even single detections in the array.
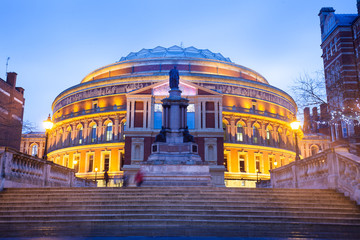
[
  {"xmin": 256, "ymin": 168, "xmax": 259, "ymax": 183},
  {"xmin": 274, "ymin": 161, "xmax": 278, "ymax": 168},
  {"xmin": 43, "ymin": 114, "xmax": 54, "ymax": 160},
  {"xmin": 290, "ymin": 121, "xmax": 301, "ymax": 161},
  {"xmin": 95, "ymin": 167, "xmax": 98, "ymax": 183}
]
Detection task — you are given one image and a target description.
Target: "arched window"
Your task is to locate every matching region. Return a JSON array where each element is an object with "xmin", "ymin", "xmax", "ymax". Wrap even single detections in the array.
[
  {"xmin": 252, "ymin": 125, "xmax": 260, "ymax": 144},
  {"xmin": 121, "ymin": 121, "xmax": 126, "ymax": 140},
  {"xmin": 78, "ymin": 126, "xmax": 83, "ymax": 144},
  {"xmin": 311, "ymin": 145, "xmax": 319, "ymax": 156},
  {"xmin": 91, "ymin": 124, "xmax": 97, "ymax": 143},
  {"xmin": 223, "ymin": 121, "xmax": 228, "ymax": 141},
  {"xmin": 266, "ymin": 128, "xmax": 272, "ymax": 145},
  {"xmin": 106, "ymin": 122, "xmax": 113, "ymax": 141},
  {"xmin": 236, "ymin": 123, "xmax": 244, "ymax": 142},
  {"xmin": 66, "ymin": 128, "xmax": 72, "ymax": 146},
  {"xmin": 31, "ymin": 144, "xmax": 38, "ymax": 156}
]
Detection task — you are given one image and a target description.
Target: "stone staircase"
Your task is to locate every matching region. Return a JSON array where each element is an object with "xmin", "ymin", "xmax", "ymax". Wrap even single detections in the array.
[{"xmin": 0, "ymin": 187, "xmax": 359, "ymax": 239}]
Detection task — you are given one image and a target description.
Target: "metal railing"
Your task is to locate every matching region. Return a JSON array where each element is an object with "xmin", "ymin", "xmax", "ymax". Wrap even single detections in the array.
[
  {"xmin": 222, "ymin": 106, "xmax": 294, "ymax": 122},
  {"xmin": 54, "ymin": 105, "xmax": 127, "ymax": 123}
]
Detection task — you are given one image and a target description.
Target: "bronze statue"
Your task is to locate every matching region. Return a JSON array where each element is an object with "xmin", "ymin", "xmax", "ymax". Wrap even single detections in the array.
[{"xmin": 169, "ymin": 66, "xmax": 179, "ymax": 89}]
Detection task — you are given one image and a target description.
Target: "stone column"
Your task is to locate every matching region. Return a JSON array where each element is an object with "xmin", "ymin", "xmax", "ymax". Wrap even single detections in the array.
[
  {"xmin": 215, "ymin": 101, "xmax": 219, "ymax": 129},
  {"xmin": 130, "ymin": 101, "xmax": 135, "ymax": 129},
  {"xmin": 143, "ymin": 100, "xmax": 147, "ymax": 129},
  {"xmin": 114, "ymin": 115, "xmax": 119, "ymax": 141},
  {"xmin": 230, "ymin": 117, "xmax": 235, "ymax": 142},
  {"xmin": 202, "ymin": 101, "xmax": 206, "ymax": 129}
]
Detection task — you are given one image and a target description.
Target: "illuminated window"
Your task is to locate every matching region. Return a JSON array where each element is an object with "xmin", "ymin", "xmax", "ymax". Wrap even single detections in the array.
[
  {"xmin": 224, "ymin": 153, "xmax": 228, "ymax": 172},
  {"xmin": 311, "ymin": 146, "xmax": 319, "ymax": 156},
  {"xmin": 255, "ymin": 155, "xmax": 261, "ymax": 173},
  {"xmin": 187, "ymin": 104, "xmax": 195, "ymax": 129},
  {"xmin": 74, "ymin": 155, "xmax": 80, "ymax": 173},
  {"xmin": 104, "ymin": 153, "xmax": 110, "ymax": 171},
  {"xmin": 236, "ymin": 123, "xmax": 244, "ymax": 142},
  {"xmin": 31, "ymin": 144, "xmax": 38, "ymax": 156},
  {"xmin": 78, "ymin": 127, "xmax": 83, "ymax": 144},
  {"xmin": 266, "ymin": 128, "xmax": 272, "ymax": 145},
  {"xmin": 269, "ymin": 156, "xmax": 274, "ymax": 171},
  {"xmin": 239, "ymin": 154, "xmax": 246, "ymax": 172},
  {"xmin": 106, "ymin": 122, "xmax": 113, "ymax": 141},
  {"xmin": 91, "ymin": 125, "xmax": 97, "ymax": 143},
  {"xmin": 253, "ymin": 126, "xmax": 259, "ymax": 144},
  {"xmin": 64, "ymin": 156, "xmax": 69, "ymax": 167},
  {"xmin": 154, "ymin": 103, "xmax": 162, "ymax": 129},
  {"xmin": 88, "ymin": 154, "xmax": 94, "ymax": 172}
]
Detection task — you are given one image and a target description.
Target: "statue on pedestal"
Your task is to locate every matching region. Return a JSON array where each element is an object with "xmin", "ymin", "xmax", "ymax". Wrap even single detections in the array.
[{"xmin": 169, "ymin": 66, "xmax": 179, "ymax": 89}]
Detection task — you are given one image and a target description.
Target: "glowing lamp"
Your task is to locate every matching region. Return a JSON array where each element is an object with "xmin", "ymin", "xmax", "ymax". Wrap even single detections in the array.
[
  {"xmin": 43, "ymin": 114, "xmax": 54, "ymax": 130},
  {"xmin": 290, "ymin": 121, "xmax": 301, "ymax": 130},
  {"xmin": 95, "ymin": 167, "xmax": 98, "ymax": 172}
]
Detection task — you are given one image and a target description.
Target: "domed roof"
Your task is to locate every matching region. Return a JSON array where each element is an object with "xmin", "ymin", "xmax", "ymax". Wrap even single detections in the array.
[{"xmin": 119, "ymin": 45, "xmax": 232, "ymax": 63}]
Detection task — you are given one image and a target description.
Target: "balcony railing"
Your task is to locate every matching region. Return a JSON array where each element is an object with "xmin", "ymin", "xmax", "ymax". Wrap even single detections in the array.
[
  {"xmin": 223, "ymin": 106, "xmax": 293, "ymax": 122},
  {"xmin": 54, "ymin": 105, "xmax": 127, "ymax": 123},
  {"xmin": 224, "ymin": 137, "xmax": 295, "ymax": 152},
  {"xmin": 54, "ymin": 105, "xmax": 292, "ymax": 123},
  {"xmin": 48, "ymin": 137, "xmax": 125, "ymax": 153}
]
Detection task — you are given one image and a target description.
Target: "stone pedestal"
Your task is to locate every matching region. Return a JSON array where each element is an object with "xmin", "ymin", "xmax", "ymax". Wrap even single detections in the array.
[{"xmin": 129, "ymin": 82, "xmax": 225, "ymax": 187}]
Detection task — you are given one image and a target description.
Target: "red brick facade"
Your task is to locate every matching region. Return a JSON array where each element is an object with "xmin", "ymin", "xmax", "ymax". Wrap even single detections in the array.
[{"xmin": 0, "ymin": 72, "xmax": 25, "ymax": 150}]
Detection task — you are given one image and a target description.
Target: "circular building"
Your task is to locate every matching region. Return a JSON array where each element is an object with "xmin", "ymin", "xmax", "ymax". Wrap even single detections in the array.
[{"xmin": 47, "ymin": 45, "xmax": 298, "ymax": 187}]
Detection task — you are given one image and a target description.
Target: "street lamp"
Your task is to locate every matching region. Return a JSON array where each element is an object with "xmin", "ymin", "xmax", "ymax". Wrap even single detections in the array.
[
  {"xmin": 95, "ymin": 167, "xmax": 98, "ymax": 182},
  {"xmin": 43, "ymin": 114, "xmax": 53, "ymax": 160},
  {"xmin": 274, "ymin": 161, "xmax": 278, "ymax": 168},
  {"xmin": 290, "ymin": 120, "xmax": 301, "ymax": 161},
  {"xmin": 256, "ymin": 168, "xmax": 259, "ymax": 183}
]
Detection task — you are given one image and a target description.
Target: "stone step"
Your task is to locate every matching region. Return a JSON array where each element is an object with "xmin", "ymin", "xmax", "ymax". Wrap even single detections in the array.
[
  {"xmin": 0, "ymin": 189, "xmax": 347, "ymax": 197},
  {"xmin": 1, "ymin": 204, "xmax": 358, "ymax": 213},
  {"xmin": 0, "ymin": 200, "xmax": 356, "ymax": 210},
  {"xmin": 2, "ymin": 186, "xmax": 339, "ymax": 192},
  {"xmin": 1, "ymin": 222, "xmax": 359, "ymax": 239},
  {"xmin": 1, "ymin": 213, "xmax": 359, "ymax": 224},
  {"xmin": 1, "ymin": 208, "xmax": 359, "ymax": 219},
  {"xmin": 0, "ymin": 194, "xmax": 351, "ymax": 203}
]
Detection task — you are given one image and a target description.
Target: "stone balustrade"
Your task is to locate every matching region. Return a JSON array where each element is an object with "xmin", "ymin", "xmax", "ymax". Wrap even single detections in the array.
[
  {"xmin": 0, "ymin": 147, "xmax": 95, "ymax": 190},
  {"xmin": 271, "ymin": 147, "xmax": 360, "ymax": 204}
]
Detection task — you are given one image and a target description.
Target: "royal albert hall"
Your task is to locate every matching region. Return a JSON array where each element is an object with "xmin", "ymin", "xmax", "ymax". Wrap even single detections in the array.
[{"xmin": 47, "ymin": 46, "xmax": 298, "ymax": 187}]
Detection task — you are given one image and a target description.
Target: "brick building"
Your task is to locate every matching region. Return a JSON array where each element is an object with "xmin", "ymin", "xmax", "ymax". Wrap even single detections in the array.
[
  {"xmin": 318, "ymin": 2, "xmax": 360, "ymax": 141},
  {"xmin": 0, "ymin": 72, "xmax": 25, "ymax": 150}
]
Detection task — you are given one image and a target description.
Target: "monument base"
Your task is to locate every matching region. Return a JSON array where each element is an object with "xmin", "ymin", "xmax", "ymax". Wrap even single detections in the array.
[{"xmin": 122, "ymin": 164, "xmax": 225, "ymax": 187}]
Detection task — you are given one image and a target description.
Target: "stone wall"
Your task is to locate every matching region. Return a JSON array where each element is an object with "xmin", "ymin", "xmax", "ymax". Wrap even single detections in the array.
[
  {"xmin": 270, "ymin": 147, "xmax": 360, "ymax": 204},
  {"xmin": 0, "ymin": 147, "xmax": 95, "ymax": 190}
]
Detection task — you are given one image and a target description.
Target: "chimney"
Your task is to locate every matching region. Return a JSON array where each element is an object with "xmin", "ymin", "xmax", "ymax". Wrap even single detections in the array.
[
  {"xmin": 320, "ymin": 103, "xmax": 328, "ymax": 121},
  {"xmin": 319, "ymin": 7, "xmax": 335, "ymax": 37},
  {"xmin": 303, "ymin": 107, "xmax": 311, "ymax": 133},
  {"xmin": 6, "ymin": 72, "xmax": 17, "ymax": 87},
  {"xmin": 312, "ymin": 107, "xmax": 319, "ymax": 133}
]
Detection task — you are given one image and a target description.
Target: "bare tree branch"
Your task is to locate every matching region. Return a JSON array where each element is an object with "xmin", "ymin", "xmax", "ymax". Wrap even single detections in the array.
[{"xmin": 290, "ymin": 71, "xmax": 327, "ymax": 109}]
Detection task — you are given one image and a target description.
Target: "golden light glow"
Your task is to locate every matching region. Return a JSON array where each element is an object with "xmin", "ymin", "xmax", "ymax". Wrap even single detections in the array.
[
  {"xmin": 274, "ymin": 161, "xmax": 278, "ymax": 166},
  {"xmin": 43, "ymin": 114, "xmax": 54, "ymax": 130},
  {"xmin": 95, "ymin": 167, "xmax": 98, "ymax": 172},
  {"xmin": 73, "ymin": 160, "xmax": 78, "ymax": 164},
  {"xmin": 290, "ymin": 121, "xmax": 301, "ymax": 130}
]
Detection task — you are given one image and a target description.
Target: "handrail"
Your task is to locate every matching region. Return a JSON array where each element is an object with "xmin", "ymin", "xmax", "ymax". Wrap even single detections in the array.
[
  {"xmin": 270, "ymin": 148, "xmax": 360, "ymax": 204},
  {"xmin": 0, "ymin": 147, "xmax": 95, "ymax": 190}
]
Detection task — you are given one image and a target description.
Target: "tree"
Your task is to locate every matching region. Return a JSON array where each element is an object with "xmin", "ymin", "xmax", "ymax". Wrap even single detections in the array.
[
  {"xmin": 22, "ymin": 120, "xmax": 38, "ymax": 133},
  {"xmin": 290, "ymin": 71, "xmax": 327, "ymax": 109}
]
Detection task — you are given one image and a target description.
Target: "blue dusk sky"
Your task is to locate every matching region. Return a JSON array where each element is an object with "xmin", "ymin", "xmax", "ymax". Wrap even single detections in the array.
[{"xmin": 0, "ymin": 0, "xmax": 357, "ymax": 130}]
